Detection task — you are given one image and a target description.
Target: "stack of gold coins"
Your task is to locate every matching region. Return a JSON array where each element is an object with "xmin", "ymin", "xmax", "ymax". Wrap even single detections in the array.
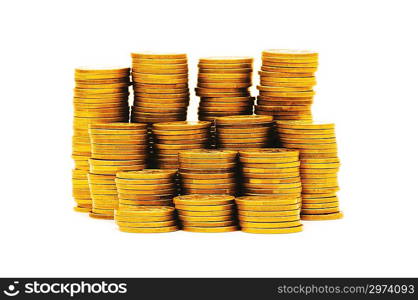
[
  {"xmin": 115, "ymin": 169, "xmax": 177, "ymax": 209},
  {"xmin": 196, "ymin": 57, "xmax": 254, "ymax": 122},
  {"xmin": 239, "ymin": 148, "xmax": 302, "ymax": 197},
  {"xmin": 235, "ymin": 196, "xmax": 303, "ymax": 234},
  {"xmin": 130, "ymin": 52, "xmax": 189, "ymax": 124},
  {"xmin": 174, "ymin": 195, "xmax": 238, "ymax": 233},
  {"xmin": 178, "ymin": 150, "xmax": 237, "ymax": 196},
  {"xmin": 87, "ymin": 173, "xmax": 117, "ymax": 219},
  {"xmin": 276, "ymin": 121, "xmax": 343, "ymax": 220},
  {"xmin": 115, "ymin": 207, "xmax": 178, "ymax": 233},
  {"xmin": 256, "ymin": 50, "xmax": 318, "ymax": 121},
  {"xmin": 72, "ymin": 67, "xmax": 130, "ymax": 211},
  {"xmin": 152, "ymin": 121, "xmax": 211, "ymax": 169},
  {"xmin": 72, "ymin": 169, "xmax": 92, "ymax": 212},
  {"xmin": 214, "ymin": 115, "xmax": 274, "ymax": 150}
]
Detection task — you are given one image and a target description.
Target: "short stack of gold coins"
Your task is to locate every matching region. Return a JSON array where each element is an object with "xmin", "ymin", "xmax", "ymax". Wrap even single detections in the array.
[
  {"xmin": 256, "ymin": 50, "xmax": 318, "ymax": 122},
  {"xmin": 276, "ymin": 121, "xmax": 343, "ymax": 220},
  {"xmin": 72, "ymin": 67, "xmax": 130, "ymax": 212},
  {"xmin": 115, "ymin": 207, "xmax": 178, "ymax": 233},
  {"xmin": 196, "ymin": 57, "xmax": 254, "ymax": 122},
  {"xmin": 87, "ymin": 123, "xmax": 147, "ymax": 219},
  {"xmin": 173, "ymin": 195, "xmax": 238, "ymax": 233},
  {"xmin": 115, "ymin": 169, "xmax": 177, "ymax": 209},
  {"xmin": 152, "ymin": 121, "xmax": 212, "ymax": 170},
  {"xmin": 214, "ymin": 115, "xmax": 274, "ymax": 150},
  {"xmin": 239, "ymin": 148, "xmax": 302, "ymax": 197},
  {"xmin": 235, "ymin": 196, "xmax": 303, "ymax": 234},
  {"xmin": 72, "ymin": 169, "xmax": 92, "ymax": 213},
  {"xmin": 178, "ymin": 149, "xmax": 237, "ymax": 196},
  {"xmin": 130, "ymin": 52, "xmax": 189, "ymax": 124}
]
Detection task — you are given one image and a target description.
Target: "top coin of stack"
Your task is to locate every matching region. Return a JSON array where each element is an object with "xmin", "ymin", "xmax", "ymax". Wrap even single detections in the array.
[
  {"xmin": 256, "ymin": 50, "xmax": 318, "ymax": 122},
  {"xmin": 197, "ymin": 56, "xmax": 254, "ymax": 123},
  {"xmin": 276, "ymin": 121, "xmax": 343, "ymax": 220},
  {"xmin": 214, "ymin": 115, "xmax": 274, "ymax": 150},
  {"xmin": 131, "ymin": 52, "xmax": 189, "ymax": 124},
  {"xmin": 72, "ymin": 66, "xmax": 130, "ymax": 212},
  {"xmin": 152, "ymin": 121, "xmax": 211, "ymax": 170}
]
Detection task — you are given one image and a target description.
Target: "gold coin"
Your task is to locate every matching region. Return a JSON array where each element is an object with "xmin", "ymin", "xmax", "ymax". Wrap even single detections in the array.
[
  {"xmin": 75, "ymin": 73, "xmax": 129, "ymax": 80},
  {"xmin": 199, "ymin": 68, "xmax": 252, "ymax": 74},
  {"xmin": 118, "ymin": 200, "xmax": 172, "ymax": 206},
  {"xmin": 235, "ymin": 195, "xmax": 299, "ymax": 206},
  {"xmin": 116, "ymin": 169, "xmax": 176, "ymax": 179},
  {"xmin": 182, "ymin": 226, "xmax": 238, "ymax": 233},
  {"xmin": 242, "ymin": 162, "xmax": 300, "ymax": 169},
  {"xmin": 182, "ymin": 178, "xmax": 235, "ymax": 184},
  {"xmin": 257, "ymin": 85, "xmax": 312, "ymax": 92},
  {"xmin": 198, "ymin": 63, "xmax": 252, "ymax": 69},
  {"xmin": 262, "ymin": 61, "xmax": 318, "ymax": 68},
  {"xmin": 301, "ymin": 212, "xmax": 343, "ymax": 220},
  {"xmin": 153, "ymin": 121, "xmax": 211, "ymax": 131},
  {"xmin": 115, "ymin": 178, "xmax": 173, "ymax": 185},
  {"xmin": 198, "ymin": 82, "xmax": 251, "ymax": 89},
  {"xmin": 179, "ymin": 149, "xmax": 237, "ymax": 159},
  {"xmin": 182, "ymin": 188, "xmax": 235, "ymax": 195},
  {"xmin": 241, "ymin": 225, "xmax": 303, "ymax": 234},
  {"xmin": 240, "ymin": 220, "xmax": 301, "ymax": 228},
  {"xmin": 277, "ymin": 121, "xmax": 334, "ymax": 130},
  {"xmin": 116, "ymin": 183, "xmax": 174, "ymax": 190},
  {"xmin": 215, "ymin": 115, "xmax": 273, "ymax": 125},
  {"xmin": 116, "ymin": 220, "xmax": 176, "ymax": 228},
  {"xmin": 131, "ymin": 52, "xmax": 187, "ymax": 59},
  {"xmin": 244, "ymin": 178, "xmax": 300, "ymax": 185},
  {"xmin": 238, "ymin": 215, "xmax": 299, "ymax": 222},
  {"xmin": 259, "ymin": 90, "xmax": 315, "ymax": 98},
  {"xmin": 238, "ymin": 209, "xmax": 299, "ymax": 217},
  {"xmin": 119, "ymin": 226, "xmax": 178, "ymax": 233},
  {"xmin": 262, "ymin": 49, "xmax": 318, "ymax": 58},
  {"xmin": 242, "ymin": 167, "xmax": 299, "ymax": 174},
  {"xmin": 89, "ymin": 212, "xmax": 114, "ymax": 220},
  {"xmin": 181, "ymin": 220, "xmax": 235, "ymax": 227},
  {"xmin": 239, "ymin": 148, "xmax": 298, "ymax": 158},
  {"xmin": 73, "ymin": 206, "xmax": 91, "ymax": 213},
  {"xmin": 115, "ymin": 215, "xmax": 173, "ymax": 222},
  {"xmin": 118, "ymin": 194, "xmax": 173, "ymax": 201},
  {"xmin": 178, "ymin": 215, "xmax": 233, "ymax": 222},
  {"xmin": 245, "ymin": 182, "xmax": 301, "ymax": 190},
  {"xmin": 115, "ymin": 206, "xmax": 175, "ymax": 217},
  {"xmin": 179, "ymin": 172, "xmax": 235, "ymax": 180},
  {"xmin": 199, "ymin": 56, "xmax": 253, "ymax": 64},
  {"xmin": 174, "ymin": 194, "xmax": 234, "ymax": 206},
  {"xmin": 239, "ymin": 157, "xmax": 298, "ymax": 164},
  {"xmin": 178, "ymin": 210, "xmax": 234, "ymax": 217},
  {"xmin": 180, "ymin": 162, "xmax": 236, "ymax": 169},
  {"xmin": 132, "ymin": 67, "xmax": 187, "ymax": 74},
  {"xmin": 175, "ymin": 203, "xmax": 234, "ymax": 211},
  {"xmin": 301, "ymin": 207, "xmax": 340, "ymax": 214},
  {"xmin": 238, "ymin": 203, "xmax": 301, "ymax": 211},
  {"xmin": 302, "ymin": 201, "xmax": 339, "ymax": 209}
]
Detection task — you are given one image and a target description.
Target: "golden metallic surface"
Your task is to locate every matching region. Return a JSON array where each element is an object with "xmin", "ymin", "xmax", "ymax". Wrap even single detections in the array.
[
  {"xmin": 241, "ymin": 225, "xmax": 303, "ymax": 234},
  {"xmin": 174, "ymin": 194, "xmax": 234, "ymax": 206},
  {"xmin": 119, "ymin": 226, "xmax": 178, "ymax": 233},
  {"xmin": 301, "ymin": 212, "xmax": 343, "ymax": 220},
  {"xmin": 182, "ymin": 226, "xmax": 238, "ymax": 233}
]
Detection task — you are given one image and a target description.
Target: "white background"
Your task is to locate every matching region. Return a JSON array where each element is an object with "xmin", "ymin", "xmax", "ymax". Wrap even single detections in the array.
[{"xmin": 0, "ymin": 0, "xmax": 417, "ymax": 277}]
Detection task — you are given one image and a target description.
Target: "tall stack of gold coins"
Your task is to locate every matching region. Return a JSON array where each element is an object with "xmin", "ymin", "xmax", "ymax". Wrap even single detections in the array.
[
  {"xmin": 152, "ymin": 121, "xmax": 211, "ymax": 170},
  {"xmin": 115, "ymin": 170, "xmax": 177, "ymax": 209},
  {"xmin": 239, "ymin": 149, "xmax": 302, "ymax": 197},
  {"xmin": 196, "ymin": 57, "xmax": 254, "ymax": 147},
  {"xmin": 276, "ymin": 121, "xmax": 343, "ymax": 220},
  {"xmin": 214, "ymin": 115, "xmax": 274, "ymax": 150},
  {"xmin": 87, "ymin": 123, "xmax": 147, "ymax": 219},
  {"xmin": 178, "ymin": 150, "xmax": 237, "ymax": 196},
  {"xmin": 196, "ymin": 57, "xmax": 254, "ymax": 121},
  {"xmin": 174, "ymin": 195, "xmax": 238, "ymax": 233},
  {"xmin": 115, "ymin": 207, "xmax": 178, "ymax": 233},
  {"xmin": 256, "ymin": 50, "xmax": 318, "ymax": 122},
  {"xmin": 235, "ymin": 196, "xmax": 303, "ymax": 234},
  {"xmin": 72, "ymin": 67, "xmax": 130, "ymax": 212},
  {"xmin": 130, "ymin": 52, "xmax": 189, "ymax": 124}
]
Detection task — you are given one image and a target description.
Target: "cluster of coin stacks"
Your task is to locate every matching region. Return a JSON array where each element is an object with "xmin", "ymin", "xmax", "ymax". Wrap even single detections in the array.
[
  {"xmin": 115, "ymin": 207, "xmax": 178, "ymax": 233},
  {"xmin": 235, "ymin": 196, "xmax": 303, "ymax": 234},
  {"xmin": 72, "ymin": 169, "xmax": 92, "ymax": 212},
  {"xmin": 178, "ymin": 150, "xmax": 237, "ymax": 196},
  {"xmin": 214, "ymin": 115, "xmax": 274, "ymax": 150},
  {"xmin": 72, "ymin": 67, "xmax": 130, "ymax": 211},
  {"xmin": 196, "ymin": 57, "xmax": 254, "ymax": 122},
  {"xmin": 276, "ymin": 121, "xmax": 343, "ymax": 220},
  {"xmin": 115, "ymin": 170, "xmax": 177, "ymax": 209},
  {"xmin": 256, "ymin": 50, "xmax": 318, "ymax": 121},
  {"xmin": 239, "ymin": 148, "xmax": 302, "ymax": 198},
  {"xmin": 174, "ymin": 195, "xmax": 238, "ymax": 233},
  {"xmin": 130, "ymin": 52, "xmax": 189, "ymax": 124},
  {"xmin": 152, "ymin": 121, "xmax": 211, "ymax": 169}
]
